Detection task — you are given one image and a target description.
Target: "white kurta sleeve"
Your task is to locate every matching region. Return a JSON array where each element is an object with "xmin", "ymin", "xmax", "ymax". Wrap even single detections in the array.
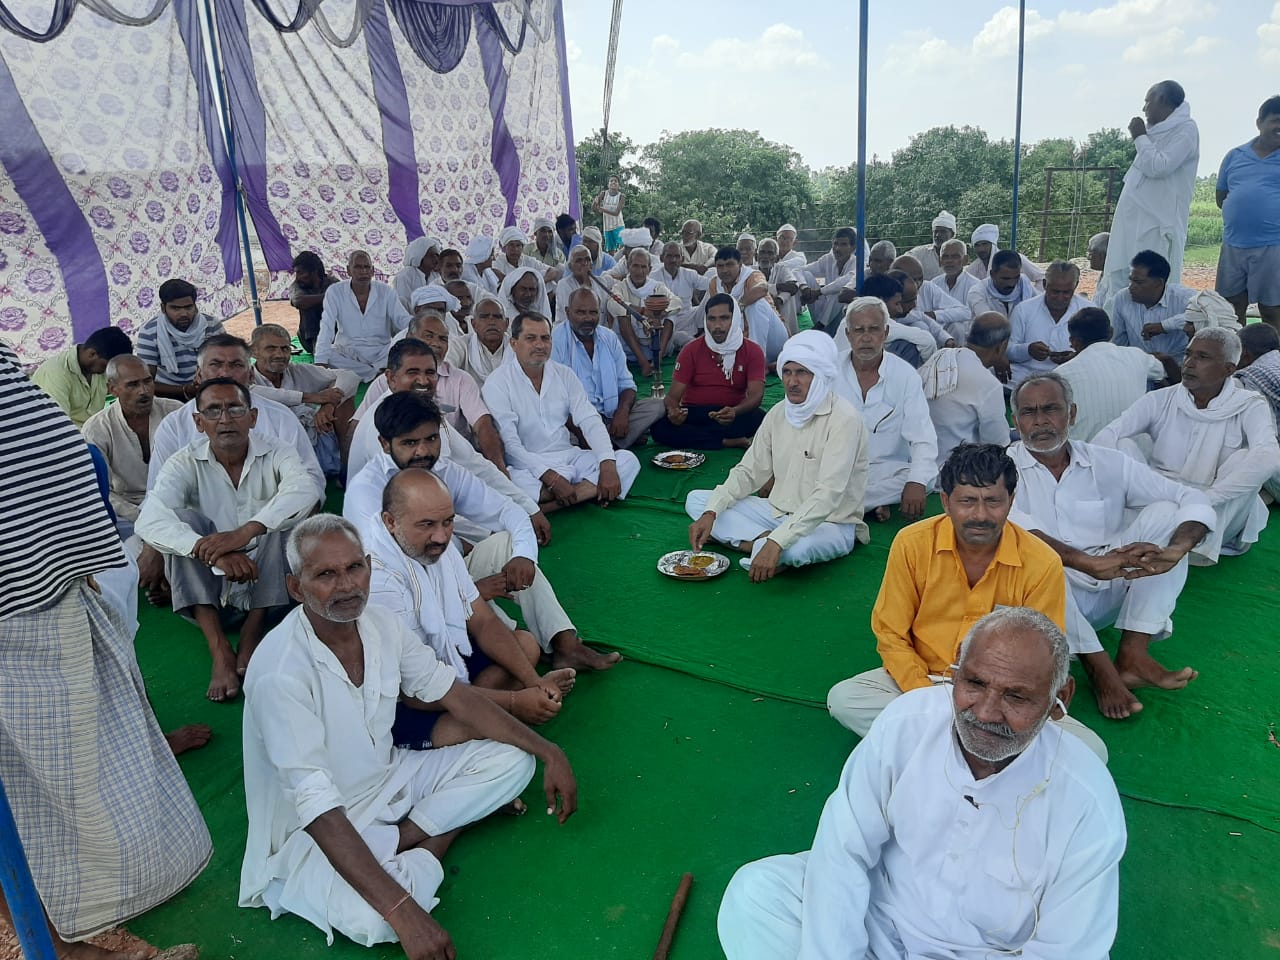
[
  {"xmin": 314, "ymin": 287, "xmax": 341, "ymax": 365},
  {"xmin": 900, "ymin": 382, "xmax": 940, "ymax": 487},
  {"xmin": 769, "ymin": 410, "xmax": 868, "ymax": 550},
  {"xmin": 1131, "ymin": 126, "xmax": 1198, "ymax": 179},
  {"xmin": 437, "ymin": 460, "xmax": 538, "ymax": 562},
  {"xmin": 136, "ymin": 453, "xmax": 203, "ymax": 556},
  {"xmin": 482, "ymin": 370, "xmax": 556, "ymax": 479},
  {"xmin": 1092, "ymin": 393, "xmax": 1158, "ymax": 450},
  {"xmin": 441, "ymin": 423, "xmax": 540, "ymax": 515},
  {"xmin": 247, "ymin": 447, "xmax": 324, "ymax": 532},
  {"xmin": 1204, "ymin": 401, "xmax": 1280, "ymax": 505}
]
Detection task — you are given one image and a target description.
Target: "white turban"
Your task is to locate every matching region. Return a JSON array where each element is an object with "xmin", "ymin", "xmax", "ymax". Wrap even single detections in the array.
[
  {"xmin": 776, "ymin": 223, "xmax": 798, "ymax": 235},
  {"xmin": 581, "ymin": 226, "xmax": 603, "ymax": 243},
  {"xmin": 775, "ymin": 330, "xmax": 839, "ymax": 428},
  {"xmin": 1183, "ymin": 290, "xmax": 1241, "ymax": 331},
  {"xmin": 972, "ymin": 224, "xmax": 999, "ymax": 246},
  {"xmin": 411, "ymin": 283, "xmax": 460, "ymax": 313},
  {"xmin": 404, "ymin": 236, "xmax": 440, "ymax": 270},
  {"xmin": 463, "ymin": 236, "xmax": 494, "ymax": 264},
  {"xmin": 932, "ymin": 210, "xmax": 957, "ymax": 231},
  {"xmin": 532, "ymin": 216, "xmax": 555, "ymax": 232},
  {"xmin": 621, "ymin": 227, "xmax": 651, "ymax": 248},
  {"xmin": 499, "ymin": 226, "xmax": 528, "ymax": 248},
  {"xmin": 497, "ymin": 266, "xmax": 552, "ymax": 320},
  {"xmin": 738, "ymin": 233, "xmax": 757, "ymax": 245}
]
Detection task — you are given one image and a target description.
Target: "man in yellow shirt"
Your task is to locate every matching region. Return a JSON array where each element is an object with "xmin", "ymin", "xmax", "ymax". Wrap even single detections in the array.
[
  {"xmin": 827, "ymin": 442, "xmax": 1107, "ymax": 759},
  {"xmin": 30, "ymin": 326, "xmax": 132, "ymax": 427}
]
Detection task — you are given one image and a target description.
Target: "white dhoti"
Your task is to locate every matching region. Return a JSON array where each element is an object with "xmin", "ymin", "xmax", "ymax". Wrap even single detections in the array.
[
  {"xmin": 826, "ymin": 668, "xmax": 1108, "ymax": 762},
  {"xmin": 864, "ymin": 459, "xmax": 936, "ymax": 509},
  {"xmin": 461, "ymin": 531, "xmax": 576, "ymax": 652},
  {"xmin": 718, "ymin": 852, "xmax": 809, "ymax": 960},
  {"xmin": 685, "ymin": 491, "xmax": 859, "ymax": 571},
  {"xmin": 263, "ymin": 740, "xmax": 533, "ymax": 947},
  {"xmin": 1063, "ymin": 500, "xmax": 1187, "ymax": 655},
  {"xmin": 1116, "ymin": 438, "xmax": 1267, "ymax": 563},
  {"xmin": 511, "ymin": 448, "xmax": 641, "ymax": 504},
  {"xmin": 325, "ymin": 340, "xmax": 391, "ymax": 382},
  {"xmin": 743, "ymin": 300, "xmax": 788, "ymax": 364}
]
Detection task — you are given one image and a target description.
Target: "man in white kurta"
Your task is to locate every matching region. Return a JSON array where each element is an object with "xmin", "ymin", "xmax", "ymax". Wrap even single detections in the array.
[
  {"xmin": 483, "ymin": 314, "xmax": 640, "ymax": 509},
  {"xmin": 1094, "ymin": 328, "xmax": 1280, "ymax": 563},
  {"xmin": 1008, "ymin": 373, "xmax": 1214, "ymax": 721},
  {"xmin": 904, "ymin": 209, "xmax": 956, "ymax": 281},
  {"xmin": 239, "ymin": 517, "xmax": 576, "ymax": 953},
  {"xmin": 1107, "ymin": 249, "xmax": 1194, "ymax": 366},
  {"xmin": 893, "ymin": 254, "xmax": 970, "ymax": 342},
  {"xmin": 965, "ymin": 224, "xmax": 1045, "ymax": 289},
  {"xmin": 833, "ymin": 299, "xmax": 938, "ymax": 517},
  {"xmin": 604, "ymin": 247, "xmax": 684, "ymax": 374},
  {"xmin": 719, "ymin": 608, "xmax": 1126, "ymax": 960},
  {"xmin": 653, "ymin": 241, "xmax": 710, "ymax": 344},
  {"xmin": 316, "ymin": 251, "xmax": 412, "ymax": 381},
  {"xmin": 800, "ymin": 228, "xmax": 861, "ymax": 331},
  {"xmin": 757, "ymin": 239, "xmax": 802, "ymax": 336},
  {"xmin": 917, "ymin": 336, "xmax": 1009, "ymax": 471},
  {"xmin": 391, "ymin": 236, "xmax": 442, "ymax": 312},
  {"xmin": 687, "ymin": 331, "xmax": 870, "ymax": 580},
  {"xmin": 708, "ymin": 247, "xmax": 788, "ymax": 364},
  {"xmin": 1102, "ymin": 82, "xmax": 1199, "ymax": 295},
  {"xmin": 1057, "ymin": 307, "xmax": 1165, "ymax": 441},
  {"xmin": 1007, "ymin": 261, "xmax": 1094, "ymax": 386},
  {"xmin": 930, "ymin": 239, "xmax": 981, "ymax": 338},
  {"xmin": 553, "ymin": 245, "xmax": 608, "ymax": 327},
  {"xmin": 679, "ymin": 219, "xmax": 718, "ymax": 274}
]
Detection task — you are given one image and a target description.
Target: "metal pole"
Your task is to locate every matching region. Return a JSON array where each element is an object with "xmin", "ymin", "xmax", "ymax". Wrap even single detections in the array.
[
  {"xmin": 0, "ymin": 776, "xmax": 58, "ymax": 960},
  {"xmin": 202, "ymin": 0, "xmax": 263, "ymax": 325},
  {"xmin": 1010, "ymin": 0, "xmax": 1026, "ymax": 247},
  {"xmin": 855, "ymin": 0, "xmax": 868, "ymax": 291}
]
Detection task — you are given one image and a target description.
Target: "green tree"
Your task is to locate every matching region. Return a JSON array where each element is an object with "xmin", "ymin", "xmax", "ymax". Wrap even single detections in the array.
[
  {"xmin": 574, "ymin": 128, "xmax": 647, "ymax": 220},
  {"xmin": 637, "ymin": 129, "xmax": 815, "ymax": 245}
]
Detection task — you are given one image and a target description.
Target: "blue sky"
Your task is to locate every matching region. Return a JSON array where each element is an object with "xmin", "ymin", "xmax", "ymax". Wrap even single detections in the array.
[{"xmin": 561, "ymin": 0, "xmax": 1280, "ymax": 177}]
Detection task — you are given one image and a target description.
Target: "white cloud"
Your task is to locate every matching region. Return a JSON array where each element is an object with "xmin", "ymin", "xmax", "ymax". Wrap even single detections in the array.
[
  {"xmin": 971, "ymin": 7, "xmax": 1053, "ymax": 58},
  {"xmin": 565, "ymin": 38, "xmax": 582, "ymax": 63},
  {"xmin": 1056, "ymin": 0, "xmax": 1209, "ymax": 37},
  {"xmin": 677, "ymin": 22, "xmax": 826, "ymax": 71},
  {"xmin": 1121, "ymin": 27, "xmax": 1184, "ymax": 63},
  {"xmin": 1183, "ymin": 35, "xmax": 1221, "ymax": 55},
  {"xmin": 1260, "ymin": 3, "xmax": 1280, "ymax": 65}
]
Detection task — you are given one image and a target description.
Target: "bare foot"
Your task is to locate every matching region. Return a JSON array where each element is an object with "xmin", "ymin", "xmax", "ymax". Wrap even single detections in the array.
[
  {"xmin": 207, "ymin": 651, "xmax": 240, "ymax": 703},
  {"xmin": 235, "ymin": 638, "xmax": 258, "ymax": 677},
  {"xmin": 872, "ymin": 505, "xmax": 891, "ymax": 522},
  {"xmin": 165, "ymin": 724, "xmax": 212, "ymax": 756},
  {"xmin": 491, "ymin": 798, "xmax": 528, "ymax": 817},
  {"xmin": 1116, "ymin": 649, "xmax": 1198, "ymax": 691},
  {"xmin": 1080, "ymin": 652, "xmax": 1143, "ymax": 720},
  {"xmin": 511, "ymin": 687, "xmax": 562, "ymax": 724},
  {"xmin": 551, "ymin": 637, "xmax": 621, "ymax": 672},
  {"xmin": 543, "ymin": 667, "xmax": 577, "ymax": 694}
]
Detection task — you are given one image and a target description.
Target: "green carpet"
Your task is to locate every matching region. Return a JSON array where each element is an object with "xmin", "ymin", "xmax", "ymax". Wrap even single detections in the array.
[{"xmin": 117, "ymin": 366, "xmax": 1280, "ymax": 958}]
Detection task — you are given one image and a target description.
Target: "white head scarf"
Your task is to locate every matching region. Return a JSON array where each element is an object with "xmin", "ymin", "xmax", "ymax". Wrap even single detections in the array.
[
  {"xmin": 702, "ymin": 295, "xmax": 745, "ymax": 381},
  {"xmin": 1183, "ymin": 290, "xmax": 1241, "ymax": 331},
  {"xmin": 499, "ymin": 226, "xmax": 528, "ymax": 248},
  {"xmin": 411, "ymin": 284, "xmax": 460, "ymax": 313},
  {"xmin": 532, "ymin": 216, "xmax": 555, "ymax": 233},
  {"xmin": 463, "ymin": 236, "xmax": 494, "ymax": 265},
  {"xmin": 403, "ymin": 236, "xmax": 436, "ymax": 274},
  {"xmin": 776, "ymin": 330, "xmax": 838, "ymax": 428},
  {"xmin": 621, "ymin": 226, "xmax": 651, "ymax": 249},
  {"xmin": 972, "ymin": 224, "xmax": 999, "ymax": 247},
  {"xmin": 776, "ymin": 223, "xmax": 798, "ymax": 235},
  {"xmin": 497, "ymin": 266, "xmax": 551, "ymax": 320},
  {"xmin": 466, "ymin": 293, "xmax": 511, "ymax": 381},
  {"xmin": 581, "ymin": 226, "xmax": 603, "ymax": 244},
  {"xmin": 932, "ymin": 210, "xmax": 957, "ymax": 232}
]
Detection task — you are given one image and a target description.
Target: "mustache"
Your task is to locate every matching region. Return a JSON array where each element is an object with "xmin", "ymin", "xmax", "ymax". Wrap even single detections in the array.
[{"xmin": 956, "ymin": 708, "xmax": 1015, "ymax": 739}]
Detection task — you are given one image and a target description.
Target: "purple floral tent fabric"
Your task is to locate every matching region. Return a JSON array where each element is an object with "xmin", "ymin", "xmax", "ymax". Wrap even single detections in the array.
[
  {"xmin": 0, "ymin": 0, "xmax": 245, "ymax": 362},
  {"xmin": 218, "ymin": 0, "xmax": 579, "ymax": 296}
]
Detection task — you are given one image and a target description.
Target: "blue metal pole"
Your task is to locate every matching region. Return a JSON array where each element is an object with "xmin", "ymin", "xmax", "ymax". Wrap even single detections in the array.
[
  {"xmin": 0, "ymin": 776, "xmax": 58, "ymax": 960},
  {"xmin": 1010, "ymin": 0, "xmax": 1026, "ymax": 247},
  {"xmin": 202, "ymin": 0, "xmax": 263, "ymax": 325},
  {"xmin": 855, "ymin": 0, "xmax": 868, "ymax": 290}
]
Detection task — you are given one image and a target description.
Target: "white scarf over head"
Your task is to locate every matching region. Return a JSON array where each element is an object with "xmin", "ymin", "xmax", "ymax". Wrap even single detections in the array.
[
  {"xmin": 703, "ymin": 297, "xmax": 745, "ymax": 381},
  {"xmin": 497, "ymin": 266, "xmax": 552, "ymax": 320},
  {"xmin": 918, "ymin": 346, "xmax": 962, "ymax": 399},
  {"xmin": 499, "ymin": 226, "xmax": 528, "ymax": 248},
  {"xmin": 932, "ymin": 210, "xmax": 957, "ymax": 232},
  {"xmin": 467, "ymin": 293, "xmax": 512, "ymax": 379},
  {"xmin": 403, "ymin": 236, "xmax": 440, "ymax": 274},
  {"xmin": 776, "ymin": 330, "xmax": 838, "ymax": 428},
  {"xmin": 1184, "ymin": 290, "xmax": 1241, "ymax": 331},
  {"xmin": 155, "ymin": 309, "xmax": 214, "ymax": 374},
  {"xmin": 411, "ymin": 283, "xmax": 460, "ymax": 313},
  {"xmin": 464, "ymin": 236, "xmax": 494, "ymax": 264}
]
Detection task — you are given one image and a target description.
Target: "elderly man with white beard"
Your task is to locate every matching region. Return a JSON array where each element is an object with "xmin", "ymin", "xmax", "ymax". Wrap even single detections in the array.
[
  {"xmin": 1008, "ymin": 372, "xmax": 1213, "ymax": 722},
  {"xmin": 686, "ymin": 331, "xmax": 869, "ymax": 582},
  {"xmin": 719, "ymin": 606, "xmax": 1125, "ymax": 960},
  {"xmin": 653, "ymin": 240, "xmax": 710, "ymax": 345},
  {"xmin": 679, "ymin": 218, "xmax": 718, "ymax": 274},
  {"xmin": 833, "ymin": 297, "xmax": 938, "ymax": 522},
  {"xmin": 602, "ymin": 246, "xmax": 684, "ymax": 378},
  {"xmin": 930, "ymin": 238, "xmax": 981, "ymax": 326}
]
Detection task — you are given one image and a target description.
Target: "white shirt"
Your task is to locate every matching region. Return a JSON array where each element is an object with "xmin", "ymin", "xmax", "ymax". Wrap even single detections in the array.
[
  {"xmin": 1008, "ymin": 440, "xmax": 1216, "ymax": 550},
  {"xmin": 905, "ymin": 243, "xmax": 943, "ymax": 280},
  {"xmin": 250, "ymin": 364, "xmax": 359, "ymax": 439},
  {"xmin": 1093, "ymin": 379, "xmax": 1280, "ymax": 504},
  {"xmin": 930, "ymin": 270, "xmax": 981, "ymax": 312},
  {"xmin": 1107, "ymin": 283, "xmax": 1194, "ymax": 363},
  {"xmin": 136, "ymin": 435, "xmax": 320, "ymax": 556},
  {"xmin": 1007, "ymin": 293, "xmax": 1093, "ymax": 385},
  {"xmin": 343, "ymin": 451, "xmax": 537, "ymax": 562},
  {"xmin": 355, "ymin": 362, "xmax": 489, "ymax": 438},
  {"xmin": 652, "ymin": 265, "xmax": 709, "ymax": 333},
  {"xmin": 315, "ymin": 281, "xmax": 411, "ymax": 368},
  {"xmin": 82, "ymin": 397, "xmax": 184, "ymax": 522},
  {"xmin": 148, "ymin": 395, "xmax": 326, "ymax": 494},
  {"xmin": 967, "ymin": 275, "xmax": 1036, "ymax": 320},
  {"xmin": 482, "ymin": 359, "xmax": 618, "ymax": 477},
  {"xmin": 1056, "ymin": 342, "xmax": 1164, "ymax": 441},
  {"xmin": 915, "ymin": 279, "xmax": 970, "ymax": 335},
  {"xmin": 239, "ymin": 606, "xmax": 456, "ymax": 934},
  {"xmin": 799, "ymin": 685, "xmax": 1125, "ymax": 960},
  {"xmin": 919, "ymin": 348, "xmax": 1009, "ymax": 469},
  {"xmin": 346, "ymin": 393, "xmax": 538, "ymax": 515},
  {"xmin": 833, "ymin": 350, "xmax": 939, "ymax": 488},
  {"xmin": 553, "ymin": 276, "xmax": 608, "ymax": 327}
]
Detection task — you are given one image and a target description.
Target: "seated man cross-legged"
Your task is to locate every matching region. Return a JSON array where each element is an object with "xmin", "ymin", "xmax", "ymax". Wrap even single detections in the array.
[
  {"xmin": 239, "ymin": 515, "xmax": 577, "ymax": 957},
  {"xmin": 1009, "ymin": 372, "xmax": 1212, "ymax": 720},
  {"xmin": 367, "ymin": 468, "xmax": 576, "ymax": 743},
  {"xmin": 686, "ymin": 330, "xmax": 869, "ymax": 582},
  {"xmin": 137, "ymin": 379, "xmax": 320, "ymax": 701},
  {"xmin": 650, "ymin": 293, "xmax": 766, "ymax": 451},
  {"xmin": 826, "ymin": 442, "xmax": 1108, "ymax": 760},
  {"xmin": 720, "ymin": 607, "xmax": 1125, "ymax": 960}
]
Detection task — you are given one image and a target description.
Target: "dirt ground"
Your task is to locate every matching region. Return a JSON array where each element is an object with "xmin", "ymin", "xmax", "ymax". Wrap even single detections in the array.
[{"xmin": 0, "ymin": 924, "xmax": 155, "ymax": 960}]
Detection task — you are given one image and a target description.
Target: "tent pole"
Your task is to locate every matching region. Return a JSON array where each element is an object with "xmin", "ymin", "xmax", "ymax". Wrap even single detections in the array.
[
  {"xmin": 0, "ymin": 776, "xmax": 58, "ymax": 960},
  {"xmin": 855, "ymin": 0, "xmax": 868, "ymax": 291},
  {"xmin": 202, "ymin": 0, "xmax": 262, "ymax": 325},
  {"xmin": 1010, "ymin": 0, "xmax": 1026, "ymax": 247}
]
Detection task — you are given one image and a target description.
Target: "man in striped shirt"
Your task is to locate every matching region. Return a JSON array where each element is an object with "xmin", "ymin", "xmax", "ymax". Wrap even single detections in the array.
[{"xmin": 133, "ymin": 278, "xmax": 225, "ymax": 401}]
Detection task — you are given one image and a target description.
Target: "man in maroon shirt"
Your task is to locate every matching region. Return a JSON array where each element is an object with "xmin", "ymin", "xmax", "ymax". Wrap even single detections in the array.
[{"xmin": 651, "ymin": 293, "xmax": 766, "ymax": 449}]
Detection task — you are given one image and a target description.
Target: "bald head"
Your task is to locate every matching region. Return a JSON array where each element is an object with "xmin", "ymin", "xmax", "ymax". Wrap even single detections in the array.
[
  {"xmin": 381, "ymin": 466, "xmax": 450, "ymax": 521},
  {"xmin": 381, "ymin": 468, "xmax": 454, "ymax": 565},
  {"xmin": 890, "ymin": 254, "xmax": 924, "ymax": 285}
]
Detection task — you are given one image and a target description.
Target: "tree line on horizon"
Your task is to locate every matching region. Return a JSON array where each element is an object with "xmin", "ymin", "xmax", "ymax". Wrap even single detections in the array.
[{"xmin": 575, "ymin": 125, "xmax": 1223, "ymax": 261}]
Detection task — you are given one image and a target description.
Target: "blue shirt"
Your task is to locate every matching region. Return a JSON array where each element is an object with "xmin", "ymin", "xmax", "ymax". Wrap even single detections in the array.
[
  {"xmin": 1217, "ymin": 141, "xmax": 1280, "ymax": 247},
  {"xmin": 550, "ymin": 322, "xmax": 635, "ymax": 417},
  {"xmin": 591, "ymin": 252, "xmax": 617, "ymax": 277}
]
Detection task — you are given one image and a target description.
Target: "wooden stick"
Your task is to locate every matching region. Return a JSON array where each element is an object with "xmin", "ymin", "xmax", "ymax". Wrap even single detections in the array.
[{"xmin": 653, "ymin": 872, "xmax": 694, "ymax": 960}]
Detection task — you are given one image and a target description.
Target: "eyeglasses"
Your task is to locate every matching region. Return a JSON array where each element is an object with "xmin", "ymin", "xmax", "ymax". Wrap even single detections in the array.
[{"xmin": 197, "ymin": 404, "xmax": 250, "ymax": 421}]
